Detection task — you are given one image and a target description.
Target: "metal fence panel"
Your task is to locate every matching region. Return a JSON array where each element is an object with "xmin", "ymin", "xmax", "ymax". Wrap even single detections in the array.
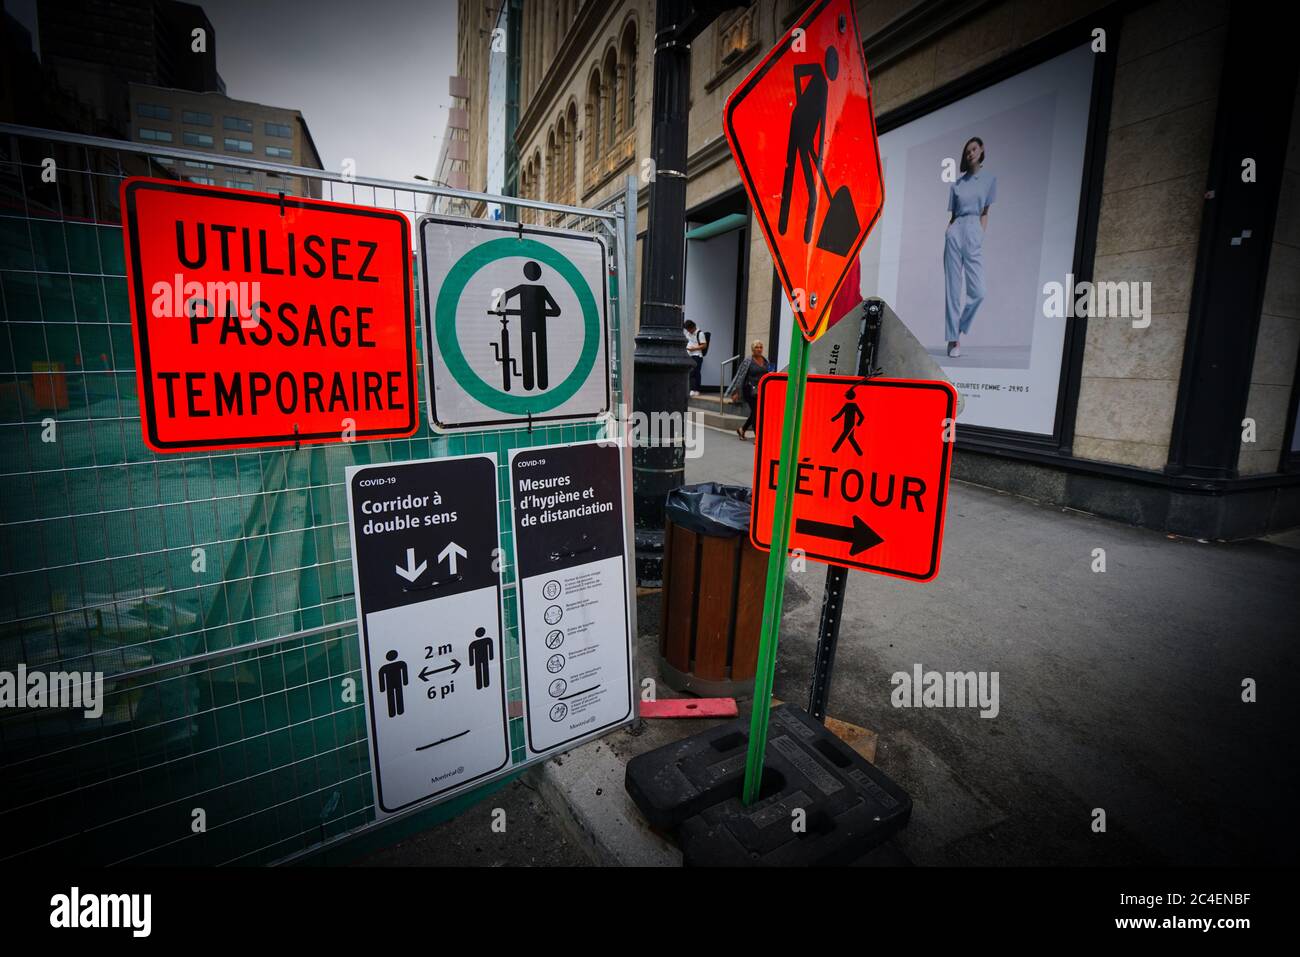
[{"xmin": 0, "ymin": 126, "xmax": 633, "ymax": 865}]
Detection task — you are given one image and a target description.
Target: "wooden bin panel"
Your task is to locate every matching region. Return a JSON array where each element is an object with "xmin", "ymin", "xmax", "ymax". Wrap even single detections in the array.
[
  {"xmin": 730, "ymin": 539, "xmax": 768, "ymax": 681},
  {"xmin": 661, "ymin": 521, "xmax": 697, "ymax": 672},
  {"xmin": 693, "ymin": 534, "xmax": 739, "ymax": 681}
]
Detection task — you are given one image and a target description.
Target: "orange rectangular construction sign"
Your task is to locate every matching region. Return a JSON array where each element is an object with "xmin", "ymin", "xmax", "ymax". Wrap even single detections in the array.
[
  {"xmin": 750, "ymin": 375, "xmax": 957, "ymax": 582},
  {"xmin": 121, "ymin": 179, "xmax": 417, "ymax": 452}
]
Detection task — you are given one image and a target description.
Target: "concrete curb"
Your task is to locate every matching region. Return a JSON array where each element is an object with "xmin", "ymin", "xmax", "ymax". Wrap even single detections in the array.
[{"xmin": 527, "ymin": 740, "xmax": 682, "ymax": 867}]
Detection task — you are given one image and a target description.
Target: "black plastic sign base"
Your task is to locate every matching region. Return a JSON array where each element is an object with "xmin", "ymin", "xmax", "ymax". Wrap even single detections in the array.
[{"xmin": 625, "ymin": 704, "xmax": 911, "ymax": 866}]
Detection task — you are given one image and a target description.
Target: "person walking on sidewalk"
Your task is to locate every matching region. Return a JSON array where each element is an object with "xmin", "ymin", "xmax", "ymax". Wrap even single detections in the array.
[
  {"xmin": 684, "ymin": 320, "xmax": 707, "ymax": 396},
  {"xmin": 726, "ymin": 340, "xmax": 769, "ymax": 440}
]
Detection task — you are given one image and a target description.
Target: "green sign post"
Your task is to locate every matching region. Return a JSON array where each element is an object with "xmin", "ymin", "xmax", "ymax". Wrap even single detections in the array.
[
  {"xmin": 741, "ymin": 330, "xmax": 809, "ymax": 805},
  {"xmin": 722, "ymin": 0, "xmax": 883, "ymax": 807}
]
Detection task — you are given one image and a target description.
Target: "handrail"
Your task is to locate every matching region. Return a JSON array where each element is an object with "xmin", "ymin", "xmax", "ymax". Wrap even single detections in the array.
[{"xmin": 718, "ymin": 354, "xmax": 743, "ymax": 414}]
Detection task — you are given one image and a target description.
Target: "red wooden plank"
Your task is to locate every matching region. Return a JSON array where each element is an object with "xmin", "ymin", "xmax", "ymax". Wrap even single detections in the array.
[{"xmin": 640, "ymin": 697, "xmax": 739, "ymax": 719}]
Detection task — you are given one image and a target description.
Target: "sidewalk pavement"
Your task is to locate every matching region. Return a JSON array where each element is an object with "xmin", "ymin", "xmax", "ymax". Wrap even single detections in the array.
[
  {"xmin": 353, "ymin": 778, "xmax": 591, "ymax": 867},
  {"xmin": 690, "ymin": 425, "xmax": 1300, "ymax": 864},
  {"xmin": 365, "ymin": 423, "xmax": 1300, "ymax": 866},
  {"xmin": 533, "ymin": 424, "xmax": 1299, "ymax": 866}
]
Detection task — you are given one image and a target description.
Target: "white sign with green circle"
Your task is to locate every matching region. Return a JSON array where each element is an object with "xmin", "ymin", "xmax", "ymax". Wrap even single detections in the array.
[{"xmin": 418, "ymin": 216, "xmax": 611, "ymax": 432}]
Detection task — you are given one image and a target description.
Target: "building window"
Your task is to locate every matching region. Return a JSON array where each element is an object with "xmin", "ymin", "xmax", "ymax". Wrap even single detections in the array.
[
  {"xmin": 620, "ymin": 22, "xmax": 637, "ymax": 136},
  {"xmin": 564, "ymin": 103, "xmax": 577, "ymax": 201},
  {"xmin": 183, "ymin": 131, "xmax": 214, "ymax": 147},
  {"xmin": 224, "ymin": 138, "xmax": 254, "ymax": 153},
  {"xmin": 138, "ymin": 128, "xmax": 173, "ymax": 142},
  {"xmin": 188, "ymin": 176, "xmax": 215, "ymax": 185},
  {"xmin": 265, "ymin": 146, "xmax": 293, "ymax": 159},
  {"xmin": 223, "ymin": 116, "xmax": 253, "ymax": 133},
  {"xmin": 555, "ymin": 116, "xmax": 569, "ymax": 205},
  {"xmin": 265, "ymin": 122, "xmax": 292, "ymax": 138},
  {"xmin": 182, "ymin": 110, "xmax": 213, "ymax": 126},
  {"xmin": 224, "ymin": 180, "xmax": 254, "ymax": 190},
  {"xmin": 546, "ymin": 129, "xmax": 557, "ymax": 202},
  {"xmin": 184, "ymin": 161, "xmax": 214, "ymax": 169},
  {"xmin": 708, "ymin": 8, "xmax": 758, "ymax": 91},
  {"xmin": 137, "ymin": 103, "xmax": 172, "ymax": 120},
  {"xmin": 585, "ymin": 69, "xmax": 602, "ymax": 169},
  {"xmin": 602, "ymin": 48, "xmax": 618, "ymax": 148}
]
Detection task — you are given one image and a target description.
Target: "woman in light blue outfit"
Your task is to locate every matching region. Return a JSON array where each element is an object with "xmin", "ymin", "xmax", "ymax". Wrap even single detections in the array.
[{"xmin": 943, "ymin": 136, "xmax": 996, "ymax": 357}]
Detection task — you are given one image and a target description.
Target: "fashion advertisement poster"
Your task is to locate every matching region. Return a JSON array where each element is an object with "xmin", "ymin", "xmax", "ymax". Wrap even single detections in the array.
[{"xmin": 853, "ymin": 44, "xmax": 1096, "ymax": 436}]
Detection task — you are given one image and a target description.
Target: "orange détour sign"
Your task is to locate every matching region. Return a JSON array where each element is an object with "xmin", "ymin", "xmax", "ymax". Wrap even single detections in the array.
[{"xmin": 751, "ymin": 375, "xmax": 957, "ymax": 582}]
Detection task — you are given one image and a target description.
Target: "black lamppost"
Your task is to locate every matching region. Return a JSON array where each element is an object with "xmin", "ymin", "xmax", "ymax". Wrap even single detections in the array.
[{"xmin": 632, "ymin": 0, "xmax": 744, "ymax": 585}]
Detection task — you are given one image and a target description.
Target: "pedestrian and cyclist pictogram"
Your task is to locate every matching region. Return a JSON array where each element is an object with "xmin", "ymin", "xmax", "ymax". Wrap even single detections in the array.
[{"xmin": 418, "ymin": 216, "xmax": 611, "ymax": 432}]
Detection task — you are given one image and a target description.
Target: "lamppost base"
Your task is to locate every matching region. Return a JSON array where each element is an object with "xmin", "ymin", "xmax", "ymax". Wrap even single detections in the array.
[{"xmin": 634, "ymin": 528, "xmax": 665, "ymax": 588}]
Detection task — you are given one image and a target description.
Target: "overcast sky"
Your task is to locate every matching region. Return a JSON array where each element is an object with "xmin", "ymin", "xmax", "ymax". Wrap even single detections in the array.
[
  {"xmin": 8, "ymin": 0, "xmax": 459, "ymax": 184},
  {"xmin": 202, "ymin": 0, "xmax": 458, "ymax": 183}
]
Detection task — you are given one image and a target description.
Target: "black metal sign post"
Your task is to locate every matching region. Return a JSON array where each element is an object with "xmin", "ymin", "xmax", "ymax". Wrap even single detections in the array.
[
  {"xmin": 633, "ymin": 0, "xmax": 744, "ymax": 586},
  {"xmin": 807, "ymin": 298, "xmax": 883, "ymax": 722}
]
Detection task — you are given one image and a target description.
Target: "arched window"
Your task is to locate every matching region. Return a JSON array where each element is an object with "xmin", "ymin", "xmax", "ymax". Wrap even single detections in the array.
[
  {"xmin": 603, "ymin": 48, "xmax": 619, "ymax": 148},
  {"xmin": 545, "ymin": 129, "xmax": 557, "ymax": 202},
  {"xmin": 555, "ymin": 115, "xmax": 569, "ymax": 205},
  {"xmin": 565, "ymin": 102, "xmax": 578, "ymax": 201},
  {"xmin": 529, "ymin": 150, "xmax": 542, "ymax": 223},
  {"xmin": 519, "ymin": 161, "xmax": 527, "ymax": 223},
  {"xmin": 620, "ymin": 22, "xmax": 637, "ymax": 137},
  {"xmin": 521, "ymin": 157, "xmax": 533, "ymax": 223},
  {"xmin": 586, "ymin": 68, "xmax": 603, "ymax": 172}
]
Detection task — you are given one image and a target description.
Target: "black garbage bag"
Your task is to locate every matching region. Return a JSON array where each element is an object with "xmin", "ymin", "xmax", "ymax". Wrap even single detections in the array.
[{"xmin": 664, "ymin": 483, "xmax": 752, "ymax": 538}]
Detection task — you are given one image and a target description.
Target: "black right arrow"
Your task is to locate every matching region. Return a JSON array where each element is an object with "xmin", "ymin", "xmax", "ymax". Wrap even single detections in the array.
[{"xmin": 795, "ymin": 515, "xmax": 884, "ymax": 555}]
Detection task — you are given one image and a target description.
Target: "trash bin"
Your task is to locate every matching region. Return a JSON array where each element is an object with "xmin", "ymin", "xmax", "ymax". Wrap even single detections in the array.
[{"xmin": 660, "ymin": 483, "xmax": 767, "ymax": 698}]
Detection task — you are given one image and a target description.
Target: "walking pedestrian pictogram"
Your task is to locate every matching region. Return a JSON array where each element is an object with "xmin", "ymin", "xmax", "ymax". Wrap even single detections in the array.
[{"xmin": 830, "ymin": 387, "xmax": 865, "ymax": 455}]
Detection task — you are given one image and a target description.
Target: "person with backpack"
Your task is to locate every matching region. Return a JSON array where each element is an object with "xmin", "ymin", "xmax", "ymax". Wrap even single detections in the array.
[{"xmin": 683, "ymin": 320, "xmax": 708, "ymax": 396}]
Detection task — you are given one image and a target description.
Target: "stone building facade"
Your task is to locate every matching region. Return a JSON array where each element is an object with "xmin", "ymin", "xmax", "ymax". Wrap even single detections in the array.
[{"xmin": 458, "ymin": 0, "xmax": 1298, "ymax": 537}]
